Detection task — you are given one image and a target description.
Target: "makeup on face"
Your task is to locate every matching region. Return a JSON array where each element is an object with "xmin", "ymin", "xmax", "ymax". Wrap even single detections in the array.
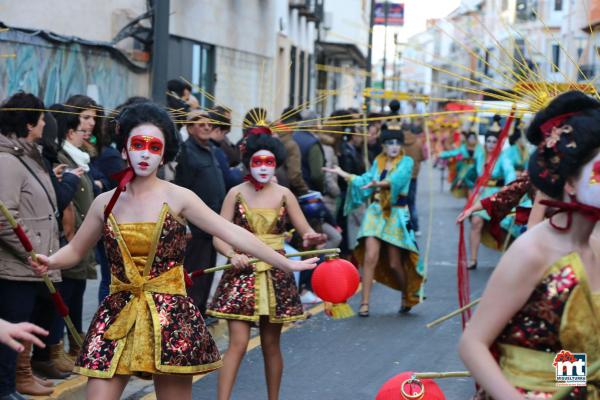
[
  {"xmin": 126, "ymin": 125, "xmax": 165, "ymax": 177},
  {"xmin": 250, "ymin": 150, "xmax": 276, "ymax": 184},
  {"xmin": 485, "ymin": 136, "xmax": 498, "ymax": 152},
  {"xmin": 576, "ymin": 153, "xmax": 600, "ymax": 207},
  {"xmin": 383, "ymin": 139, "xmax": 402, "ymax": 158}
]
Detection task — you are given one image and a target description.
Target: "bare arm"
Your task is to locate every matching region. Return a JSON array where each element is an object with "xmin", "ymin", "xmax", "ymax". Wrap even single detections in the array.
[
  {"xmin": 458, "ymin": 234, "xmax": 546, "ymax": 399},
  {"xmin": 180, "ymin": 187, "xmax": 316, "ymax": 272},
  {"xmin": 34, "ymin": 193, "xmax": 107, "ymax": 271}
]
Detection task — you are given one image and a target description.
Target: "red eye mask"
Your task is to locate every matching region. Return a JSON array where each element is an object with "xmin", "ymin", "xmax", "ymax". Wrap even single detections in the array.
[
  {"xmin": 128, "ymin": 135, "xmax": 164, "ymax": 155},
  {"xmin": 250, "ymin": 155, "xmax": 276, "ymax": 168},
  {"xmin": 590, "ymin": 161, "xmax": 600, "ymax": 185}
]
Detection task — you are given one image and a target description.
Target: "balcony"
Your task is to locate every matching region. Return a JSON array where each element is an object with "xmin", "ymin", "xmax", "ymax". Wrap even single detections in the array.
[{"xmin": 290, "ymin": 0, "xmax": 323, "ymax": 22}]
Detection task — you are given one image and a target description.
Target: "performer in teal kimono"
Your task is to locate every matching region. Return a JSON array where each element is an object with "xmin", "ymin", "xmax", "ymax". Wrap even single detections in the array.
[
  {"xmin": 438, "ymin": 130, "xmax": 482, "ymax": 198},
  {"xmin": 507, "ymin": 121, "xmax": 531, "ymax": 174},
  {"xmin": 468, "ymin": 125, "xmax": 516, "ymax": 269},
  {"xmin": 325, "ymin": 129, "xmax": 423, "ymax": 317}
]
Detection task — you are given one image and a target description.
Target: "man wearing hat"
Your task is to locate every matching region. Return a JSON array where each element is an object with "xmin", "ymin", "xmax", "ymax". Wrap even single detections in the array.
[{"xmin": 175, "ymin": 110, "xmax": 226, "ymax": 315}]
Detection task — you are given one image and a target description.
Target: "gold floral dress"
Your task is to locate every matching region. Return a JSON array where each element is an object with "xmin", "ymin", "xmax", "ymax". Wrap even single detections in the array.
[
  {"xmin": 474, "ymin": 252, "xmax": 600, "ymax": 398},
  {"xmin": 207, "ymin": 194, "xmax": 305, "ymax": 323},
  {"xmin": 74, "ymin": 204, "xmax": 222, "ymax": 378}
]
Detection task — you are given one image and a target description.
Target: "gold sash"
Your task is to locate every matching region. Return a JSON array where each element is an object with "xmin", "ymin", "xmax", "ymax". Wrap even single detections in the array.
[
  {"xmin": 104, "ymin": 266, "xmax": 187, "ymax": 340},
  {"xmin": 254, "ymin": 233, "xmax": 284, "ymax": 272}
]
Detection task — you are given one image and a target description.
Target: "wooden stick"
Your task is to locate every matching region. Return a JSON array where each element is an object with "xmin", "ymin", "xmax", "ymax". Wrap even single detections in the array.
[
  {"xmin": 413, "ymin": 371, "xmax": 471, "ymax": 379},
  {"xmin": 426, "ymin": 298, "xmax": 481, "ymax": 328},
  {"xmin": 0, "ymin": 202, "xmax": 83, "ymax": 346},
  {"xmin": 200, "ymin": 248, "xmax": 341, "ymax": 275}
]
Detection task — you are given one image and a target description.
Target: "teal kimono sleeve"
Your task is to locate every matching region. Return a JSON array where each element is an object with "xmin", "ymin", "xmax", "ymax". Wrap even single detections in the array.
[
  {"xmin": 389, "ymin": 156, "xmax": 414, "ymax": 201},
  {"xmin": 343, "ymin": 163, "xmax": 378, "ymax": 216},
  {"xmin": 438, "ymin": 147, "xmax": 462, "ymax": 159},
  {"xmin": 475, "ymin": 149, "xmax": 486, "ymax": 177},
  {"xmin": 500, "ymin": 152, "xmax": 517, "ymax": 183}
]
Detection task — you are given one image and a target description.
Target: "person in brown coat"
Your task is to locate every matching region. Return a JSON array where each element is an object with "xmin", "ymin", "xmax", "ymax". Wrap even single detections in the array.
[
  {"xmin": 0, "ymin": 92, "xmax": 62, "ymax": 397},
  {"xmin": 402, "ymin": 120, "xmax": 427, "ymax": 235}
]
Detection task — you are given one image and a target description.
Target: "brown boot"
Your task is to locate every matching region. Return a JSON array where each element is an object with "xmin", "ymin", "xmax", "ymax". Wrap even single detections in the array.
[
  {"xmin": 49, "ymin": 341, "xmax": 74, "ymax": 373},
  {"xmin": 67, "ymin": 333, "xmax": 83, "ymax": 362},
  {"xmin": 31, "ymin": 359, "xmax": 70, "ymax": 379},
  {"xmin": 15, "ymin": 343, "xmax": 54, "ymax": 396},
  {"xmin": 33, "ymin": 374, "xmax": 54, "ymax": 388}
]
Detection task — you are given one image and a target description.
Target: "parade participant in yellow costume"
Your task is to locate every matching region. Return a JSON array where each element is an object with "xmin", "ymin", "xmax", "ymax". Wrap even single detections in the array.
[
  {"xmin": 30, "ymin": 103, "xmax": 318, "ymax": 400},
  {"xmin": 460, "ymin": 91, "xmax": 600, "ymax": 398}
]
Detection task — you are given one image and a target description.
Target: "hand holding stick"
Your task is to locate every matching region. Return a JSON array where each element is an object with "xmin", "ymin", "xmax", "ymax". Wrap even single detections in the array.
[{"xmin": 0, "ymin": 201, "xmax": 83, "ymax": 347}]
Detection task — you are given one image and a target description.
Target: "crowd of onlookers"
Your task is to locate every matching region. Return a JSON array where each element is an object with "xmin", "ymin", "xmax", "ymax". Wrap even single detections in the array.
[{"xmin": 0, "ymin": 79, "xmax": 425, "ymax": 398}]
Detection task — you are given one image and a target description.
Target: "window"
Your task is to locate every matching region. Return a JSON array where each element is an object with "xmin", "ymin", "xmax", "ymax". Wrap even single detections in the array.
[
  {"xmin": 502, "ymin": 0, "xmax": 508, "ymax": 11},
  {"xmin": 299, "ymin": 50, "xmax": 306, "ymax": 106},
  {"xmin": 554, "ymin": 0, "xmax": 562, "ymax": 11},
  {"xmin": 289, "ymin": 46, "xmax": 297, "ymax": 107},
  {"xmin": 167, "ymin": 36, "xmax": 215, "ymax": 107},
  {"xmin": 552, "ymin": 44, "xmax": 560, "ymax": 72},
  {"xmin": 484, "ymin": 49, "xmax": 491, "ymax": 76}
]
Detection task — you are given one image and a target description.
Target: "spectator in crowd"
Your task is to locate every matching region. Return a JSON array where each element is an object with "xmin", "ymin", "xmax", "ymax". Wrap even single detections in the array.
[
  {"xmin": 208, "ymin": 110, "xmax": 243, "ymax": 190},
  {"xmin": 0, "ymin": 319, "xmax": 48, "ymax": 354},
  {"xmin": 0, "ymin": 92, "xmax": 62, "ymax": 397},
  {"xmin": 367, "ymin": 112, "xmax": 383, "ymax": 163},
  {"xmin": 213, "ymin": 106, "xmax": 240, "ymax": 167},
  {"xmin": 402, "ymin": 120, "xmax": 426, "ymax": 235},
  {"xmin": 335, "ymin": 110, "xmax": 366, "ymax": 255},
  {"xmin": 318, "ymin": 131, "xmax": 340, "ymax": 215},
  {"xmin": 274, "ymin": 107, "xmax": 310, "ymax": 196},
  {"xmin": 293, "ymin": 109, "xmax": 326, "ymax": 193},
  {"xmin": 175, "ymin": 110, "xmax": 226, "ymax": 316},
  {"xmin": 166, "ymin": 78, "xmax": 192, "ymax": 116},
  {"xmin": 53, "ymin": 101, "xmax": 98, "ymax": 368}
]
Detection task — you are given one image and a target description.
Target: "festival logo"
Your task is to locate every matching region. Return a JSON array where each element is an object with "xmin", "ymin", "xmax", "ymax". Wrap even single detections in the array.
[{"xmin": 553, "ymin": 350, "xmax": 586, "ymax": 387}]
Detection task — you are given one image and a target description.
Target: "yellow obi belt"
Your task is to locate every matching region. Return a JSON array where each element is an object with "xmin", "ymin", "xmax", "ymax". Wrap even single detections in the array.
[
  {"xmin": 254, "ymin": 234, "xmax": 284, "ymax": 272},
  {"xmin": 104, "ymin": 266, "xmax": 187, "ymax": 340}
]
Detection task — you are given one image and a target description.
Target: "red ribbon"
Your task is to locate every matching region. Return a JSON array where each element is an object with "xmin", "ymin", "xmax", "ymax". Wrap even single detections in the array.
[
  {"xmin": 50, "ymin": 292, "xmax": 70, "ymax": 317},
  {"xmin": 244, "ymin": 174, "xmax": 266, "ymax": 191},
  {"xmin": 103, "ymin": 167, "xmax": 136, "ymax": 221},
  {"xmin": 13, "ymin": 225, "xmax": 33, "ymax": 252},
  {"xmin": 540, "ymin": 197, "xmax": 600, "ymax": 231},
  {"xmin": 456, "ymin": 110, "xmax": 515, "ymax": 328}
]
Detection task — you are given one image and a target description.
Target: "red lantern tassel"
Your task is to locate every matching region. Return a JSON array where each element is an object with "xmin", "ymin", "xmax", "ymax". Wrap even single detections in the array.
[
  {"xmin": 12, "ymin": 225, "xmax": 33, "ymax": 252},
  {"xmin": 50, "ymin": 292, "xmax": 70, "ymax": 318}
]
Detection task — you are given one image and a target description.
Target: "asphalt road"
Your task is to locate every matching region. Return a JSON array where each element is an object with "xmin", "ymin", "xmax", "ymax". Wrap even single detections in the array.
[{"xmin": 187, "ymin": 167, "xmax": 503, "ymax": 400}]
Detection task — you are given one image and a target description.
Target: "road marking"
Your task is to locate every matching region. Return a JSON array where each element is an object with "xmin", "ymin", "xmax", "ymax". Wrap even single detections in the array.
[{"xmin": 140, "ymin": 302, "xmax": 326, "ymax": 400}]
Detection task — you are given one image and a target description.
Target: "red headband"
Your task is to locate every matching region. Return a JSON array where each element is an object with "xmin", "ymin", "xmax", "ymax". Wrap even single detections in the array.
[
  {"xmin": 245, "ymin": 126, "xmax": 272, "ymax": 137},
  {"xmin": 540, "ymin": 112, "xmax": 579, "ymax": 137}
]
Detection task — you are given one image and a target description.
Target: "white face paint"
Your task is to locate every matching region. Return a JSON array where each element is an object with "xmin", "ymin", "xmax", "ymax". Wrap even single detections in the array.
[
  {"xmin": 383, "ymin": 139, "xmax": 402, "ymax": 158},
  {"xmin": 575, "ymin": 152, "xmax": 600, "ymax": 207},
  {"xmin": 126, "ymin": 124, "xmax": 165, "ymax": 177},
  {"xmin": 250, "ymin": 149, "xmax": 276, "ymax": 184},
  {"xmin": 485, "ymin": 136, "xmax": 498, "ymax": 153}
]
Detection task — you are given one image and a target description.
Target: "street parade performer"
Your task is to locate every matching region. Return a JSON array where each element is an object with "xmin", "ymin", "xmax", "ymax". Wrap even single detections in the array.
[
  {"xmin": 459, "ymin": 90, "xmax": 600, "ymax": 398},
  {"xmin": 324, "ymin": 128, "xmax": 423, "ymax": 317},
  {"xmin": 467, "ymin": 119, "xmax": 516, "ymax": 269},
  {"xmin": 437, "ymin": 129, "xmax": 482, "ymax": 199},
  {"xmin": 207, "ymin": 129, "xmax": 326, "ymax": 400},
  {"xmin": 29, "ymin": 102, "xmax": 318, "ymax": 400}
]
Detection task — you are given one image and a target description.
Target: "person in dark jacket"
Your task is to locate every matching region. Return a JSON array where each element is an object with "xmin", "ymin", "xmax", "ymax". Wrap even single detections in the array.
[
  {"xmin": 175, "ymin": 110, "xmax": 226, "ymax": 315},
  {"xmin": 293, "ymin": 110, "xmax": 326, "ymax": 193},
  {"xmin": 208, "ymin": 110, "xmax": 242, "ymax": 190}
]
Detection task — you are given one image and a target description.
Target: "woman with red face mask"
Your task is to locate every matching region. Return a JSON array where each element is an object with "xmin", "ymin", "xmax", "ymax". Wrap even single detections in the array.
[
  {"xmin": 207, "ymin": 130, "xmax": 326, "ymax": 400},
  {"xmin": 460, "ymin": 91, "xmax": 600, "ymax": 398},
  {"xmin": 29, "ymin": 104, "xmax": 319, "ymax": 400}
]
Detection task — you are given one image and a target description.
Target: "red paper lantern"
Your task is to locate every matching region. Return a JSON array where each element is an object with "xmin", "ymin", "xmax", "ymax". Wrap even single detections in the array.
[
  {"xmin": 311, "ymin": 258, "xmax": 359, "ymax": 303},
  {"xmin": 376, "ymin": 372, "xmax": 445, "ymax": 400}
]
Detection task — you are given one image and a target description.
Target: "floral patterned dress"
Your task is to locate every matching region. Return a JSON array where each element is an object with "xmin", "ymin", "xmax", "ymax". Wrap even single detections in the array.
[
  {"xmin": 207, "ymin": 194, "xmax": 305, "ymax": 323},
  {"xmin": 74, "ymin": 204, "xmax": 222, "ymax": 378},
  {"xmin": 474, "ymin": 252, "xmax": 600, "ymax": 399}
]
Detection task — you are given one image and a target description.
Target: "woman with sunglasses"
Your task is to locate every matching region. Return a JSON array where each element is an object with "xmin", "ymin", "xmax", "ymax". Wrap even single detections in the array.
[{"xmin": 324, "ymin": 129, "xmax": 423, "ymax": 317}]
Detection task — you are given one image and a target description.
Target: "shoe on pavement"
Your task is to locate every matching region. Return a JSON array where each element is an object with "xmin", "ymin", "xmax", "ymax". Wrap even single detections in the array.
[
  {"xmin": 0, "ymin": 392, "xmax": 28, "ymax": 400},
  {"xmin": 300, "ymin": 290, "xmax": 322, "ymax": 304}
]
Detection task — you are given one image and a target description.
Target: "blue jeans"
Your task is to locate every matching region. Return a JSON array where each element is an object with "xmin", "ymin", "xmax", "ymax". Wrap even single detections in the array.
[
  {"xmin": 0, "ymin": 279, "xmax": 61, "ymax": 395},
  {"xmin": 408, "ymin": 178, "xmax": 419, "ymax": 231}
]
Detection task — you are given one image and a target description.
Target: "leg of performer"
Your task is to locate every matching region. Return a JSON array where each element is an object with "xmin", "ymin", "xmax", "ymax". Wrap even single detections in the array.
[
  {"xmin": 86, "ymin": 375, "xmax": 130, "ymax": 400},
  {"xmin": 387, "ymin": 244, "xmax": 406, "ymax": 292},
  {"xmin": 217, "ymin": 320, "xmax": 251, "ymax": 400},
  {"xmin": 469, "ymin": 215, "xmax": 484, "ymax": 269},
  {"xmin": 259, "ymin": 316, "xmax": 283, "ymax": 400},
  {"xmin": 360, "ymin": 237, "xmax": 381, "ymax": 316},
  {"xmin": 154, "ymin": 374, "xmax": 192, "ymax": 400}
]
